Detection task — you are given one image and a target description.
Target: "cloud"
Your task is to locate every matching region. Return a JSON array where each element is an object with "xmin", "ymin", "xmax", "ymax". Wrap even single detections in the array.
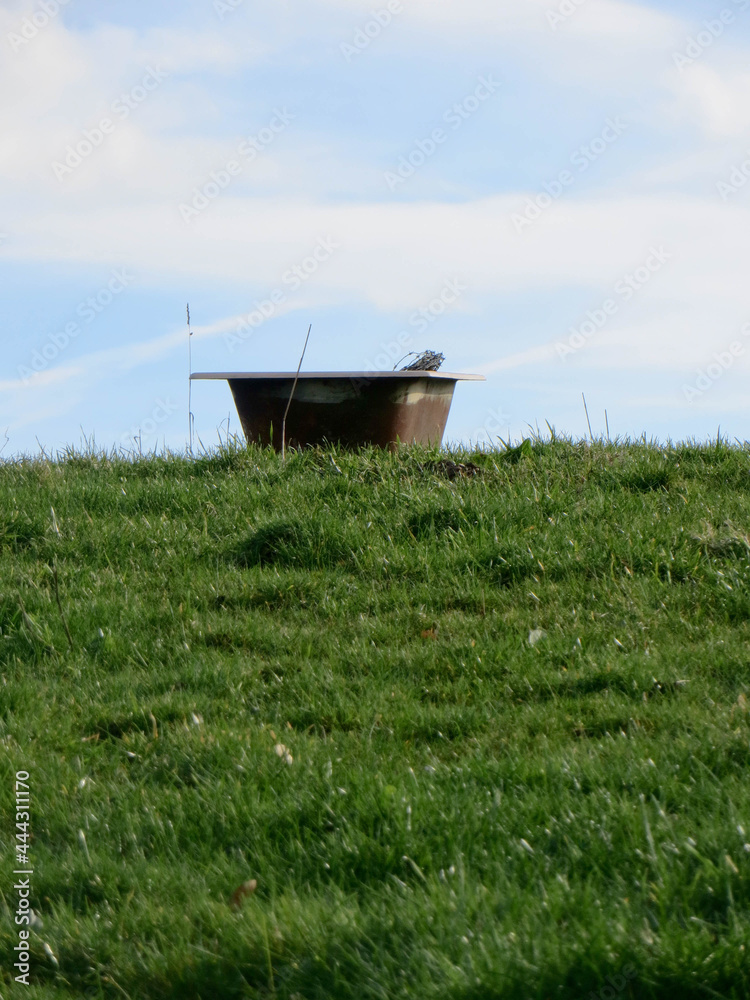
[
  {"xmin": 478, "ymin": 344, "xmax": 560, "ymax": 375},
  {"xmin": 557, "ymin": 0, "xmax": 676, "ymax": 39},
  {"xmin": 0, "ymin": 0, "xmax": 692, "ymax": 210},
  {"xmin": 6, "ymin": 188, "xmax": 747, "ymax": 425},
  {"xmin": 321, "ymin": 0, "xmax": 684, "ymax": 92},
  {"xmin": 0, "ymin": 292, "xmax": 322, "ymax": 436},
  {"xmin": 319, "ymin": 0, "xmax": 677, "ymax": 40},
  {"xmin": 6, "ymin": 191, "xmax": 747, "ymax": 304},
  {"xmin": 0, "ymin": 363, "xmax": 85, "ymax": 394},
  {"xmin": 670, "ymin": 63, "xmax": 750, "ymax": 138},
  {"xmin": 0, "ymin": 3, "xmax": 271, "ymax": 193}
]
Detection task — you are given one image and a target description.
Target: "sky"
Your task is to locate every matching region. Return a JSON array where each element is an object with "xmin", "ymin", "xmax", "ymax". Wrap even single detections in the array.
[{"xmin": 1, "ymin": 0, "xmax": 749, "ymax": 456}]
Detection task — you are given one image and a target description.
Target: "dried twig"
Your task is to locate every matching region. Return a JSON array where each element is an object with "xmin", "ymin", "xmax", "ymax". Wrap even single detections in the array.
[
  {"xmin": 582, "ymin": 393, "xmax": 593, "ymax": 442},
  {"xmin": 397, "ymin": 350, "xmax": 445, "ymax": 372},
  {"xmin": 282, "ymin": 324, "xmax": 312, "ymax": 461}
]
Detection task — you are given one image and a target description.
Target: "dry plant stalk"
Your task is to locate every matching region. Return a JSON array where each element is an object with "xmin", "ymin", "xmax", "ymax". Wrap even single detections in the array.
[{"xmin": 282, "ymin": 324, "xmax": 312, "ymax": 461}]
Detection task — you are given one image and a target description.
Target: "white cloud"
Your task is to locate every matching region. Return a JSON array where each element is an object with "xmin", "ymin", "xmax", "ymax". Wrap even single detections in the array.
[
  {"xmin": 558, "ymin": 0, "xmax": 676, "ymax": 38},
  {"xmin": 4, "ymin": 190, "xmax": 748, "ymax": 415},
  {"xmin": 669, "ymin": 63, "xmax": 750, "ymax": 138},
  {"xmin": 322, "ymin": 0, "xmax": 685, "ymax": 94},
  {"xmin": 478, "ymin": 344, "xmax": 560, "ymax": 375},
  {"xmin": 6, "ymin": 192, "xmax": 747, "ymax": 305},
  {"xmin": 319, "ymin": 0, "xmax": 677, "ymax": 39},
  {"xmin": 0, "ymin": 3, "xmax": 270, "ymax": 191},
  {"xmin": 0, "ymin": 292, "xmax": 322, "ymax": 436}
]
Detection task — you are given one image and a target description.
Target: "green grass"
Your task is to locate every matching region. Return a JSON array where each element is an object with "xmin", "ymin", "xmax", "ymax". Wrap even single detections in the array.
[{"xmin": 1, "ymin": 437, "xmax": 750, "ymax": 998}]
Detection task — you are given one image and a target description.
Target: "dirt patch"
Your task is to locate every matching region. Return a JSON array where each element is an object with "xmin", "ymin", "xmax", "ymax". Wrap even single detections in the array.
[{"xmin": 425, "ymin": 460, "xmax": 483, "ymax": 481}]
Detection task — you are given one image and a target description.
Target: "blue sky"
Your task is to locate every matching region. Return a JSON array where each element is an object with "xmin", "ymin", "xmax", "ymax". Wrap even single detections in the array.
[{"xmin": 2, "ymin": 0, "xmax": 749, "ymax": 456}]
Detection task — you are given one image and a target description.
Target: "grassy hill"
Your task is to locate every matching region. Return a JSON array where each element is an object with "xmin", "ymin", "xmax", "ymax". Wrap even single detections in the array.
[{"xmin": 1, "ymin": 438, "xmax": 749, "ymax": 999}]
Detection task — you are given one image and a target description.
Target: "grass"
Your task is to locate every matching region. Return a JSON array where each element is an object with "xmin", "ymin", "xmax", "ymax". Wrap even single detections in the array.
[{"xmin": 1, "ymin": 436, "xmax": 750, "ymax": 998}]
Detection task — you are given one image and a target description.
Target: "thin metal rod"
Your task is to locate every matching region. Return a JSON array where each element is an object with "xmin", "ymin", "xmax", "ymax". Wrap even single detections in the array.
[
  {"xmin": 282, "ymin": 324, "xmax": 312, "ymax": 461},
  {"xmin": 605, "ymin": 409, "xmax": 610, "ymax": 443},
  {"xmin": 582, "ymin": 392, "xmax": 593, "ymax": 442},
  {"xmin": 187, "ymin": 303, "xmax": 194, "ymax": 454}
]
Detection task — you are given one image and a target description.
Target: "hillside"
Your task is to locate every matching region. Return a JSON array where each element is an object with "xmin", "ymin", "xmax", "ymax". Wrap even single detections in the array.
[{"xmin": 1, "ymin": 439, "xmax": 749, "ymax": 999}]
